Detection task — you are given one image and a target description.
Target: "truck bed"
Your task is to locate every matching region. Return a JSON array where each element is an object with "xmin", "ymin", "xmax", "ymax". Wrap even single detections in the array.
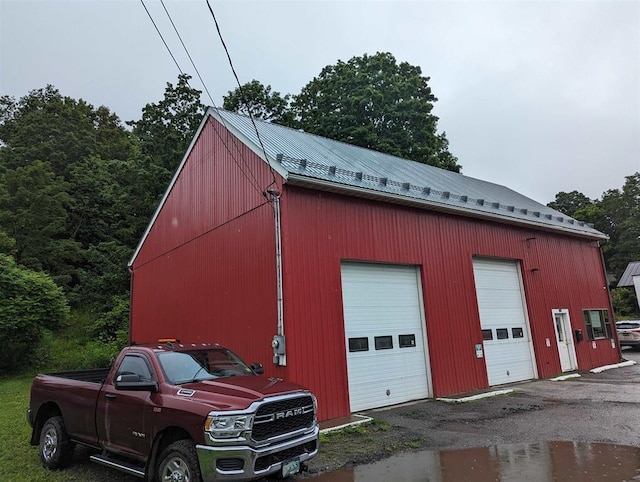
[{"xmin": 45, "ymin": 368, "xmax": 110, "ymax": 384}]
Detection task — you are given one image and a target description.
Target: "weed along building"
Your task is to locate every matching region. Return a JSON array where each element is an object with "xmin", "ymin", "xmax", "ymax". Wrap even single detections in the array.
[{"xmin": 129, "ymin": 108, "xmax": 621, "ymax": 422}]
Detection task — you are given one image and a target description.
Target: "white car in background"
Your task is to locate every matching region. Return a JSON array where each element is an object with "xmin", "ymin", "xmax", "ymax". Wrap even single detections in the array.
[{"xmin": 616, "ymin": 320, "xmax": 640, "ymax": 349}]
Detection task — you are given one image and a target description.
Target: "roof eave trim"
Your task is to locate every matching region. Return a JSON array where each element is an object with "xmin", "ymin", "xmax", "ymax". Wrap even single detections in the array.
[{"xmin": 286, "ymin": 174, "xmax": 608, "ymax": 241}]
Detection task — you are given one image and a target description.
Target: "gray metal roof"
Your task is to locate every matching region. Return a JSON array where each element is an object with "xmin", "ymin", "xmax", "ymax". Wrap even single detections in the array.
[
  {"xmin": 208, "ymin": 108, "xmax": 606, "ymax": 240},
  {"xmin": 618, "ymin": 261, "xmax": 640, "ymax": 287}
]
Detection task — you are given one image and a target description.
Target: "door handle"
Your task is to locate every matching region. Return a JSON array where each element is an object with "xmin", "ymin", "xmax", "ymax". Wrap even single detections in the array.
[{"xmin": 105, "ymin": 393, "xmax": 116, "ymax": 400}]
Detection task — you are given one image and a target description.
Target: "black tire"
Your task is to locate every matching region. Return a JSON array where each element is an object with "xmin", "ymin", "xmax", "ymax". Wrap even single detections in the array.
[
  {"xmin": 156, "ymin": 440, "xmax": 202, "ymax": 482},
  {"xmin": 39, "ymin": 415, "xmax": 75, "ymax": 469}
]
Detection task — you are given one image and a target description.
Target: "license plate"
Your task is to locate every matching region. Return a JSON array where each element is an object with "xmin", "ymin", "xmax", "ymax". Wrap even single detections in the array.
[{"xmin": 282, "ymin": 458, "xmax": 300, "ymax": 477}]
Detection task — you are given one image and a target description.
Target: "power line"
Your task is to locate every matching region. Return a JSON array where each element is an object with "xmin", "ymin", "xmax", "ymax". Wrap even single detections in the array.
[
  {"xmin": 138, "ymin": 0, "xmax": 263, "ymax": 194},
  {"xmin": 159, "ymin": 0, "xmax": 216, "ymax": 107},
  {"xmin": 139, "ymin": 0, "xmax": 184, "ymax": 75},
  {"xmin": 204, "ymin": 0, "xmax": 279, "ymax": 191}
]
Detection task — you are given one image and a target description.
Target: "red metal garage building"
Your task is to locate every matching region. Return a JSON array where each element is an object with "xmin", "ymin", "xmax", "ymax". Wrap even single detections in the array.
[{"xmin": 129, "ymin": 108, "xmax": 620, "ymax": 422}]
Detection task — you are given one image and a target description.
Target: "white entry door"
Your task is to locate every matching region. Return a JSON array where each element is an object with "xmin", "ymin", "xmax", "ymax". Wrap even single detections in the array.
[
  {"xmin": 341, "ymin": 263, "xmax": 431, "ymax": 412},
  {"xmin": 553, "ymin": 310, "xmax": 577, "ymax": 372}
]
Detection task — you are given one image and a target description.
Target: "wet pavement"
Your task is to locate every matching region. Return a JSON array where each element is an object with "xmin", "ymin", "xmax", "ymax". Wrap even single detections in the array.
[
  {"xmin": 305, "ymin": 348, "xmax": 640, "ymax": 481},
  {"xmin": 310, "ymin": 442, "xmax": 640, "ymax": 481}
]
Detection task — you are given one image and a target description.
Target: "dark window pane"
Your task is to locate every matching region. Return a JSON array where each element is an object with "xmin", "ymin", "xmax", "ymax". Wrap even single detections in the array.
[
  {"xmin": 482, "ymin": 329, "xmax": 493, "ymax": 340},
  {"xmin": 399, "ymin": 334, "xmax": 416, "ymax": 348},
  {"xmin": 348, "ymin": 337, "xmax": 369, "ymax": 352},
  {"xmin": 374, "ymin": 336, "xmax": 393, "ymax": 350},
  {"xmin": 496, "ymin": 329, "xmax": 509, "ymax": 340},
  {"xmin": 512, "ymin": 328, "xmax": 524, "ymax": 338},
  {"xmin": 583, "ymin": 309, "xmax": 611, "ymax": 339}
]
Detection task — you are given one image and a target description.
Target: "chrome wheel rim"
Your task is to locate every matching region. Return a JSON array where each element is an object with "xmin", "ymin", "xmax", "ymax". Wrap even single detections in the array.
[
  {"xmin": 42, "ymin": 427, "xmax": 58, "ymax": 461},
  {"xmin": 161, "ymin": 456, "xmax": 191, "ymax": 482}
]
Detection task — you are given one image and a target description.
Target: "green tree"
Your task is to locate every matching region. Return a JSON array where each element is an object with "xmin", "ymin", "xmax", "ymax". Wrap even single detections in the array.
[
  {"xmin": 547, "ymin": 191, "xmax": 593, "ymax": 217},
  {"xmin": 0, "ymin": 160, "xmax": 80, "ymax": 287},
  {"xmin": 223, "ymin": 80, "xmax": 294, "ymax": 125},
  {"xmin": 291, "ymin": 52, "xmax": 460, "ymax": 171},
  {"xmin": 565, "ymin": 173, "xmax": 640, "ymax": 280},
  {"xmin": 129, "ymin": 74, "xmax": 205, "ymax": 174},
  {"xmin": 0, "ymin": 254, "xmax": 69, "ymax": 372},
  {"xmin": 0, "ymin": 86, "xmax": 135, "ymax": 176}
]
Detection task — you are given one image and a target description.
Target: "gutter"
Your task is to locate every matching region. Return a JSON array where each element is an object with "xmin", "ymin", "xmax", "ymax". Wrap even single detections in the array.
[{"xmin": 285, "ymin": 174, "xmax": 608, "ymax": 241}]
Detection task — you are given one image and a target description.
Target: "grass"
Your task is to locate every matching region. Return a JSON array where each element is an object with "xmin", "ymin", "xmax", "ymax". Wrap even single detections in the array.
[
  {"xmin": 0, "ymin": 375, "xmax": 134, "ymax": 481},
  {"xmin": 313, "ymin": 419, "xmax": 427, "ymax": 472}
]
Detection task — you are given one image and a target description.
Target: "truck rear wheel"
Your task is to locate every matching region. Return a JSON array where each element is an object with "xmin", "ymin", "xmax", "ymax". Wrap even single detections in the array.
[
  {"xmin": 39, "ymin": 416, "xmax": 74, "ymax": 469},
  {"xmin": 157, "ymin": 440, "xmax": 202, "ymax": 482}
]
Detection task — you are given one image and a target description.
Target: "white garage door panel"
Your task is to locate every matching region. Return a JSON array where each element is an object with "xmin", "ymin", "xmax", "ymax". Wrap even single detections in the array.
[
  {"xmin": 473, "ymin": 258, "xmax": 536, "ymax": 386},
  {"xmin": 342, "ymin": 263, "xmax": 430, "ymax": 412}
]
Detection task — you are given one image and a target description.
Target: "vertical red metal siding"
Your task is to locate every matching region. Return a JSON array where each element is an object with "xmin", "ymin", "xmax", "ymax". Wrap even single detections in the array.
[
  {"xmin": 131, "ymin": 118, "xmax": 617, "ymax": 423},
  {"xmin": 130, "ymin": 118, "xmax": 286, "ymax": 372},
  {"xmin": 280, "ymin": 187, "xmax": 618, "ymax": 421}
]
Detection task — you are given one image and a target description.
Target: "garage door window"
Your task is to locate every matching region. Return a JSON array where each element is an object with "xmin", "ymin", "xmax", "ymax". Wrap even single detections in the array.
[
  {"xmin": 374, "ymin": 336, "xmax": 393, "ymax": 350},
  {"xmin": 349, "ymin": 337, "xmax": 369, "ymax": 352},
  {"xmin": 583, "ymin": 309, "xmax": 612, "ymax": 340},
  {"xmin": 399, "ymin": 334, "xmax": 416, "ymax": 348}
]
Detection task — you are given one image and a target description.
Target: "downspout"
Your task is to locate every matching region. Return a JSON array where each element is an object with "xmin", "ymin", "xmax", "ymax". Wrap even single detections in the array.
[{"xmin": 267, "ymin": 188, "xmax": 286, "ymax": 366}]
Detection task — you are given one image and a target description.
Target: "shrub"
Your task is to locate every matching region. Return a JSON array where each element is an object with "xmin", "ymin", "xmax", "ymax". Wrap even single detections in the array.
[{"xmin": 0, "ymin": 254, "xmax": 69, "ymax": 373}]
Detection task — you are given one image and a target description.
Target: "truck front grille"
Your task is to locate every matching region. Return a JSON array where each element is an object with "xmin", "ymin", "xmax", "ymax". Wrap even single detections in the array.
[{"xmin": 252, "ymin": 395, "xmax": 315, "ymax": 442}]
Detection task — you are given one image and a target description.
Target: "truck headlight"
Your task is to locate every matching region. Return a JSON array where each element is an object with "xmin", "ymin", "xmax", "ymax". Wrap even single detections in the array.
[{"xmin": 205, "ymin": 414, "xmax": 254, "ymax": 439}]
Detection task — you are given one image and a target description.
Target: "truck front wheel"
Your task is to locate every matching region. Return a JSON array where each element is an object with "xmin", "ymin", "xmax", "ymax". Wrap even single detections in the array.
[
  {"xmin": 157, "ymin": 440, "xmax": 202, "ymax": 482},
  {"xmin": 39, "ymin": 416, "xmax": 74, "ymax": 469}
]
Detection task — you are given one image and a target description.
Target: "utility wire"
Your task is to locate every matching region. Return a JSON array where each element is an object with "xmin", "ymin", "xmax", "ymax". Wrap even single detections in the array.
[
  {"xmin": 159, "ymin": 0, "xmax": 215, "ymax": 107},
  {"xmin": 138, "ymin": 0, "xmax": 263, "ymax": 194},
  {"xmin": 140, "ymin": 0, "xmax": 184, "ymax": 75},
  {"xmin": 204, "ymin": 0, "xmax": 279, "ymax": 191}
]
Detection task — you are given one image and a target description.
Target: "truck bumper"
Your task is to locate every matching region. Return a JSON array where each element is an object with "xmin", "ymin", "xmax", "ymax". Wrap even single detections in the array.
[{"xmin": 196, "ymin": 425, "xmax": 319, "ymax": 481}]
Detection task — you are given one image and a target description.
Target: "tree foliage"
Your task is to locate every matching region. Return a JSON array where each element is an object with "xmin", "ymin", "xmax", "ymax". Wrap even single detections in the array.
[
  {"xmin": 0, "ymin": 254, "xmax": 69, "ymax": 372},
  {"xmin": 223, "ymin": 80, "xmax": 293, "ymax": 125},
  {"xmin": 129, "ymin": 74, "xmax": 205, "ymax": 175},
  {"xmin": 548, "ymin": 191, "xmax": 593, "ymax": 218},
  {"xmin": 222, "ymin": 53, "xmax": 460, "ymax": 172},
  {"xmin": 292, "ymin": 52, "xmax": 460, "ymax": 171},
  {"xmin": 549, "ymin": 173, "xmax": 640, "ymax": 284}
]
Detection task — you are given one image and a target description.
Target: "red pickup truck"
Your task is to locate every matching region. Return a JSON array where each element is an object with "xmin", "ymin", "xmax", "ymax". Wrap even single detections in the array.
[{"xmin": 28, "ymin": 342, "xmax": 319, "ymax": 481}]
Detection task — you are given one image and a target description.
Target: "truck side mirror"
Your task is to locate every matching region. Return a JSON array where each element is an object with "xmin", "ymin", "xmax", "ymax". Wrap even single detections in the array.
[
  {"xmin": 251, "ymin": 363, "xmax": 264, "ymax": 375},
  {"xmin": 115, "ymin": 374, "xmax": 158, "ymax": 392}
]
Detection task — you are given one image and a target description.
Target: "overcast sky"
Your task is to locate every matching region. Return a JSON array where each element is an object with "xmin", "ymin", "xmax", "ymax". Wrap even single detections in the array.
[{"xmin": 1, "ymin": 0, "xmax": 638, "ymax": 205}]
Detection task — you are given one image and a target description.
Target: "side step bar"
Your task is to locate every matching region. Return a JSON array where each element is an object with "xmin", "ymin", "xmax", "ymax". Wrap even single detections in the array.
[{"xmin": 90, "ymin": 454, "xmax": 146, "ymax": 478}]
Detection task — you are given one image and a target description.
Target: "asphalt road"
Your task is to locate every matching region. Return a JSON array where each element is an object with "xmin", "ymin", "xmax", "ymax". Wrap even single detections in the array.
[{"xmin": 367, "ymin": 347, "xmax": 640, "ymax": 451}]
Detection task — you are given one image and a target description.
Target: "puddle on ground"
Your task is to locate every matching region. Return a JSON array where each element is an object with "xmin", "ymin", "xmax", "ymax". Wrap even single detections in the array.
[{"xmin": 309, "ymin": 441, "xmax": 640, "ymax": 481}]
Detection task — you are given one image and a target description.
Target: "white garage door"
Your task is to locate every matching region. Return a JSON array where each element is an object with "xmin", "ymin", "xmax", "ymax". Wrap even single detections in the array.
[
  {"xmin": 473, "ymin": 258, "xmax": 536, "ymax": 386},
  {"xmin": 341, "ymin": 263, "xmax": 431, "ymax": 412}
]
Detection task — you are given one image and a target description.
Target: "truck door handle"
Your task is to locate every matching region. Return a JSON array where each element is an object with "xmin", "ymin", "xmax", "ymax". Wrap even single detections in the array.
[{"xmin": 105, "ymin": 393, "xmax": 116, "ymax": 400}]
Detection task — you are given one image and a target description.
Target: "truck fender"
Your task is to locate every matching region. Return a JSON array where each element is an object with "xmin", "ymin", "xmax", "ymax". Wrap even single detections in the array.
[
  {"xmin": 145, "ymin": 426, "xmax": 192, "ymax": 482},
  {"xmin": 30, "ymin": 402, "xmax": 62, "ymax": 446}
]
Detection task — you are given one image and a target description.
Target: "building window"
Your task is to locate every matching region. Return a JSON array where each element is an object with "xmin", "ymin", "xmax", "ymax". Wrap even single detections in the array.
[
  {"xmin": 399, "ymin": 334, "xmax": 416, "ymax": 348},
  {"xmin": 482, "ymin": 329, "xmax": 493, "ymax": 340},
  {"xmin": 512, "ymin": 328, "xmax": 524, "ymax": 338},
  {"xmin": 582, "ymin": 309, "xmax": 612, "ymax": 340},
  {"xmin": 496, "ymin": 328, "xmax": 509, "ymax": 340},
  {"xmin": 374, "ymin": 336, "xmax": 393, "ymax": 350},
  {"xmin": 348, "ymin": 337, "xmax": 369, "ymax": 352}
]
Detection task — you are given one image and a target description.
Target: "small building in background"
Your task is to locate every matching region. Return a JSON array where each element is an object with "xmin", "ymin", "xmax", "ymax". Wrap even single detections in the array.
[
  {"xmin": 618, "ymin": 261, "xmax": 640, "ymax": 310},
  {"xmin": 129, "ymin": 109, "xmax": 620, "ymax": 422}
]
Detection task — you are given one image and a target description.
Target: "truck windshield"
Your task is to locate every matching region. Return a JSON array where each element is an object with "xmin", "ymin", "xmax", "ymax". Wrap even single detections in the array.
[{"xmin": 157, "ymin": 349, "xmax": 254, "ymax": 385}]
